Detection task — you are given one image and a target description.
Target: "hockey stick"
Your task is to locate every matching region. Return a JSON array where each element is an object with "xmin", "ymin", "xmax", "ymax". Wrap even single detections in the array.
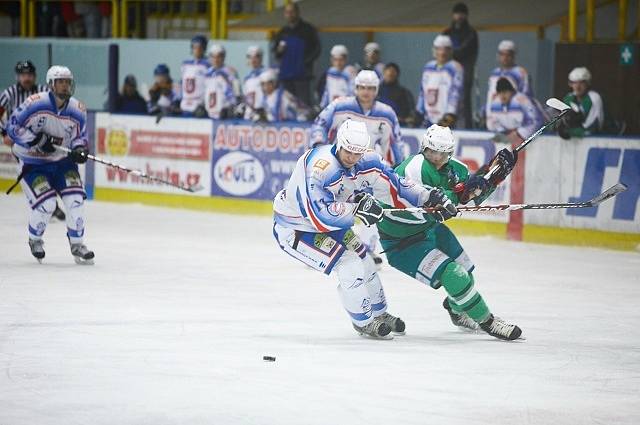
[
  {"xmin": 55, "ymin": 146, "xmax": 204, "ymax": 193},
  {"xmin": 483, "ymin": 98, "xmax": 572, "ymax": 181},
  {"xmin": 385, "ymin": 183, "xmax": 627, "ymax": 214}
]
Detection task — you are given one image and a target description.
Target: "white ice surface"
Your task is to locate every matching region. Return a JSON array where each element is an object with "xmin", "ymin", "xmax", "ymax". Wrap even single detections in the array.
[{"xmin": 1, "ymin": 195, "xmax": 639, "ymax": 425}]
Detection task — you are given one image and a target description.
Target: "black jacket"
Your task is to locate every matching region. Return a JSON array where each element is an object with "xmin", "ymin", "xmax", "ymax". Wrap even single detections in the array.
[
  {"xmin": 377, "ymin": 82, "xmax": 417, "ymax": 126},
  {"xmin": 443, "ymin": 21, "xmax": 478, "ymax": 69},
  {"xmin": 272, "ymin": 19, "xmax": 321, "ymax": 81}
]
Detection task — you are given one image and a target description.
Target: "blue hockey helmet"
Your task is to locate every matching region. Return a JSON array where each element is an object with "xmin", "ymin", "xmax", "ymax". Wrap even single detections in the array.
[{"xmin": 154, "ymin": 63, "xmax": 170, "ymax": 76}]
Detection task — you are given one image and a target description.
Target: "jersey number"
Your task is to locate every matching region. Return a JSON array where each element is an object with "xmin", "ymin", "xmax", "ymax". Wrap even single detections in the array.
[
  {"xmin": 208, "ymin": 92, "xmax": 217, "ymax": 109},
  {"xmin": 426, "ymin": 89, "xmax": 439, "ymax": 106}
]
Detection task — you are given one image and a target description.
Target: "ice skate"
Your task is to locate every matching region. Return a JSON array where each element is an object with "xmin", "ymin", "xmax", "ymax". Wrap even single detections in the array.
[
  {"xmin": 443, "ymin": 298, "xmax": 478, "ymax": 332},
  {"xmin": 352, "ymin": 318, "xmax": 393, "ymax": 339},
  {"xmin": 28, "ymin": 239, "xmax": 45, "ymax": 263},
  {"xmin": 375, "ymin": 312, "xmax": 406, "ymax": 335},
  {"xmin": 70, "ymin": 242, "xmax": 95, "ymax": 265},
  {"xmin": 52, "ymin": 203, "xmax": 66, "ymax": 221},
  {"xmin": 479, "ymin": 314, "xmax": 522, "ymax": 341}
]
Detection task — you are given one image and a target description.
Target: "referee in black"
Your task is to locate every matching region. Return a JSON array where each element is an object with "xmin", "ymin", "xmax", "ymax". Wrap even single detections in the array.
[{"xmin": 1, "ymin": 60, "xmax": 66, "ymax": 220}]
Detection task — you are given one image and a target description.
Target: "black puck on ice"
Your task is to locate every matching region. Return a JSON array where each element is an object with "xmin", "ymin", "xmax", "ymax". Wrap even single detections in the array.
[{"xmin": 263, "ymin": 355, "xmax": 276, "ymax": 362}]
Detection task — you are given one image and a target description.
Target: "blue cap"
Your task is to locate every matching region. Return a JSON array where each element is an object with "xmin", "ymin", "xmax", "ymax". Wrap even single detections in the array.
[
  {"xmin": 191, "ymin": 35, "xmax": 208, "ymax": 49},
  {"xmin": 154, "ymin": 63, "xmax": 170, "ymax": 76}
]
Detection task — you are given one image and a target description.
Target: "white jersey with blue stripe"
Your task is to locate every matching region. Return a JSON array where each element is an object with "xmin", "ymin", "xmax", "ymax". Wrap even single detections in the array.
[
  {"xmin": 261, "ymin": 88, "xmax": 308, "ymax": 122},
  {"xmin": 311, "ymin": 96, "xmax": 405, "ymax": 165},
  {"xmin": 486, "ymin": 92, "xmax": 543, "ymax": 140},
  {"xmin": 416, "ymin": 59, "xmax": 464, "ymax": 125},
  {"xmin": 273, "ymin": 144, "xmax": 432, "ymax": 233},
  {"xmin": 242, "ymin": 67, "xmax": 265, "ymax": 119},
  {"xmin": 179, "ymin": 58, "xmax": 209, "ymax": 112},
  {"xmin": 487, "ymin": 65, "xmax": 532, "ymax": 108},
  {"xmin": 320, "ymin": 65, "xmax": 356, "ymax": 108},
  {"xmin": 8, "ymin": 91, "xmax": 87, "ymax": 165},
  {"xmin": 204, "ymin": 67, "xmax": 237, "ymax": 119}
]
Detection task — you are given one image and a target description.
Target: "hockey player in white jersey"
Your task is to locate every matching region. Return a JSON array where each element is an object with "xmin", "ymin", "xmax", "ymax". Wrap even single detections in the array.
[
  {"xmin": 486, "ymin": 40, "xmax": 533, "ymax": 110},
  {"xmin": 319, "ymin": 44, "xmax": 357, "ymax": 108},
  {"xmin": 179, "ymin": 35, "xmax": 209, "ymax": 115},
  {"xmin": 273, "ymin": 119, "xmax": 457, "ymax": 338},
  {"xmin": 486, "ymin": 78, "xmax": 543, "ymax": 142},
  {"xmin": 359, "ymin": 42, "xmax": 385, "ymax": 78},
  {"xmin": 416, "ymin": 35, "xmax": 464, "ymax": 128},
  {"xmin": 6, "ymin": 66, "xmax": 94, "ymax": 264},
  {"xmin": 204, "ymin": 44, "xmax": 238, "ymax": 119},
  {"xmin": 241, "ymin": 46, "xmax": 265, "ymax": 120},
  {"xmin": 257, "ymin": 69, "xmax": 309, "ymax": 122},
  {"xmin": 311, "ymin": 70, "xmax": 405, "ymax": 165}
]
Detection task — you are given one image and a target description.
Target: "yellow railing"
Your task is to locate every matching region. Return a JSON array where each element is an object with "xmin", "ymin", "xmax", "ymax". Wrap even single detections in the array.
[{"xmin": 566, "ymin": 0, "xmax": 636, "ymax": 42}]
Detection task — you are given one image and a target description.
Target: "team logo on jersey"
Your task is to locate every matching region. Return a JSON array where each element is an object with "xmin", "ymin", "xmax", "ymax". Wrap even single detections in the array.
[
  {"xmin": 313, "ymin": 159, "xmax": 330, "ymax": 170},
  {"xmin": 327, "ymin": 202, "xmax": 346, "ymax": 217}
]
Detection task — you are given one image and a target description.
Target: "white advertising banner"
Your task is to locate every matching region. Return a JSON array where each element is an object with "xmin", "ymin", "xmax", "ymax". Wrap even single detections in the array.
[
  {"xmin": 94, "ymin": 113, "xmax": 212, "ymax": 196},
  {"xmin": 0, "ymin": 143, "xmax": 18, "ymax": 180}
]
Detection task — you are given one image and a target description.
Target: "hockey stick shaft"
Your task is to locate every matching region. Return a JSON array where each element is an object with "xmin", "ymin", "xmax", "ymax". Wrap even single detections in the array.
[
  {"xmin": 385, "ymin": 183, "xmax": 627, "ymax": 214},
  {"xmin": 56, "ymin": 145, "xmax": 202, "ymax": 193}
]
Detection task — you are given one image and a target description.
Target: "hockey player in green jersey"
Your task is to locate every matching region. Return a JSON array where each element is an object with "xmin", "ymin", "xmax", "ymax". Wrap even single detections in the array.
[{"xmin": 376, "ymin": 124, "xmax": 523, "ymax": 340}]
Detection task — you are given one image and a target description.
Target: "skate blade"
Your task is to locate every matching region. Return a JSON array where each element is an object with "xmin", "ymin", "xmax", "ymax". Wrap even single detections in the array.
[
  {"xmin": 356, "ymin": 332, "xmax": 394, "ymax": 340},
  {"xmin": 391, "ymin": 331, "xmax": 406, "ymax": 336},
  {"xmin": 73, "ymin": 257, "xmax": 94, "ymax": 265},
  {"xmin": 36, "ymin": 258, "xmax": 43, "ymax": 264}
]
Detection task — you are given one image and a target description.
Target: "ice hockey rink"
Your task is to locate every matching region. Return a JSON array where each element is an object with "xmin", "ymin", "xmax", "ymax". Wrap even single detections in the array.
[{"xmin": 1, "ymin": 195, "xmax": 639, "ymax": 425}]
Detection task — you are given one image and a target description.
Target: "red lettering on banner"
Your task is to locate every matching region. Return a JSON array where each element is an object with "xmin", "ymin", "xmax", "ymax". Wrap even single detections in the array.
[
  {"xmin": 129, "ymin": 130, "xmax": 209, "ymax": 160},
  {"xmin": 97, "ymin": 128, "xmax": 106, "ymax": 153},
  {"xmin": 213, "ymin": 124, "xmax": 308, "ymax": 153},
  {"xmin": 280, "ymin": 129, "xmax": 291, "ymax": 152},
  {"xmin": 265, "ymin": 128, "xmax": 277, "ymax": 152}
]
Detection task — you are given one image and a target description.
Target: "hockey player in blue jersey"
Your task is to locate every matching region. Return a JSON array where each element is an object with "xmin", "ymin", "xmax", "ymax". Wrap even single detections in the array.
[
  {"xmin": 311, "ymin": 70, "xmax": 406, "ymax": 166},
  {"xmin": 318, "ymin": 44, "xmax": 357, "ymax": 108},
  {"xmin": 7, "ymin": 66, "xmax": 94, "ymax": 264},
  {"xmin": 486, "ymin": 78, "xmax": 544, "ymax": 143},
  {"xmin": 486, "ymin": 40, "xmax": 533, "ymax": 109},
  {"xmin": 273, "ymin": 119, "xmax": 457, "ymax": 338},
  {"xmin": 241, "ymin": 46, "xmax": 266, "ymax": 120},
  {"xmin": 179, "ymin": 35, "xmax": 210, "ymax": 115}
]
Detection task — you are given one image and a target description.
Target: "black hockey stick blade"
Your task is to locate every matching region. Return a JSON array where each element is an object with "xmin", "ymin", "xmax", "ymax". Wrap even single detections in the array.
[{"xmin": 585, "ymin": 183, "xmax": 628, "ymax": 207}]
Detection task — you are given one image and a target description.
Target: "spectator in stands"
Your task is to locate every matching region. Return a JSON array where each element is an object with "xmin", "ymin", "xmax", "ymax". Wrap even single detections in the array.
[
  {"xmin": 148, "ymin": 64, "xmax": 180, "ymax": 116},
  {"xmin": 115, "ymin": 75, "xmax": 147, "ymax": 115},
  {"xmin": 377, "ymin": 63, "xmax": 417, "ymax": 127},
  {"xmin": 242, "ymin": 46, "xmax": 266, "ymax": 120},
  {"xmin": 557, "ymin": 67, "xmax": 606, "ymax": 139},
  {"xmin": 254, "ymin": 69, "xmax": 310, "ymax": 122},
  {"xmin": 272, "ymin": 2, "xmax": 321, "ymax": 108},
  {"xmin": 317, "ymin": 45, "xmax": 357, "ymax": 108},
  {"xmin": 359, "ymin": 42, "xmax": 385, "ymax": 78},
  {"xmin": 443, "ymin": 2, "xmax": 478, "ymax": 128},
  {"xmin": 486, "ymin": 77, "xmax": 543, "ymax": 144},
  {"xmin": 417, "ymin": 35, "xmax": 464, "ymax": 129}
]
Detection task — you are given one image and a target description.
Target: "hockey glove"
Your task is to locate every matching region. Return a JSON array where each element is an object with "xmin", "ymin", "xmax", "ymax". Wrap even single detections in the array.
[
  {"xmin": 423, "ymin": 188, "xmax": 458, "ymax": 222},
  {"xmin": 459, "ymin": 174, "xmax": 489, "ymax": 204},
  {"xmin": 488, "ymin": 148, "xmax": 518, "ymax": 185},
  {"xmin": 437, "ymin": 113, "xmax": 457, "ymax": 128},
  {"xmin": 33, "ymin": 133, "xmax": 59, "ymax": 154},
  {"xmin": 70, "ymin": 146, "xmax": 89, "ymax": 164},
  {"xmin": 354, "ymin": 193, "xmax": 383, "ymax": 227}
]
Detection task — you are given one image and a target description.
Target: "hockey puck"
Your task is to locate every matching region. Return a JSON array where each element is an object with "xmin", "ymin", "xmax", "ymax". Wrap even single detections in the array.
[{"xmin": 263, "ymin": 355, "xmax": 276, "ymax": 362}]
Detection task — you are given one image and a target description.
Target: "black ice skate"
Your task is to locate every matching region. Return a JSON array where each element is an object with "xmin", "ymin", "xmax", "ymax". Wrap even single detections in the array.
[
  {"xmin": 70, "ymin": 242, "xmax": 95, "ymax": 265},
  {"xmin": 29, "ymin": 239, "xmax": 45, "ymax": 263},
  {"xmin": 375, "ymin": 312, "xmax": 406, "ymax": 335},
  {"xmin": 479, "ymin": 314, "xmax": 522, "ymax": 341},
  {"xmin": 443, "ymin": 298, "xmax": 478, "ymax": 332},
  {"xmin": 353, "ymin": 319, "xmax": 392, "ymax": 339},
  {"xmin": 52, "ymin": 203, "xmax": 66, "ymax": 221}
]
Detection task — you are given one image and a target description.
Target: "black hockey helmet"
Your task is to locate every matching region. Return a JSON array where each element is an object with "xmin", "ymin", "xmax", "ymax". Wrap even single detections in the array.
[{"xmin": 15, "ymin": 60, "xmax": 36, "ymax": 75}]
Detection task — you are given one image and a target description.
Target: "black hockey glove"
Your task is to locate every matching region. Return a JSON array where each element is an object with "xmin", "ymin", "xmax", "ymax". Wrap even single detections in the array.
[
  {"xmin": 70, "ymin": 146, "xmax": 89, "ymax": 164},
  {"xmin": 32, "ymin": 133, "xmax": 58, "ymax": 153},
  {"xmin": 459, "ymin": 174, "xmax": 489, "ymax": 204},
  {"xmin": 423, "ymin": 188, "xmax": 458, "ymax": 222},
  {"xmin": 354, "ymin": 193, "xmax": 383, "ymax": 227},
  {"xmin": 488, "ymin": 148, "xmax": 518, "ymax": 185}
]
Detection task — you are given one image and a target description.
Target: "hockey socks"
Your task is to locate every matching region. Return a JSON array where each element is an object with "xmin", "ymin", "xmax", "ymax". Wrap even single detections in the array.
[{"xmin": 439, "ymin": 262, "xmax": 490, "ymax": 324}]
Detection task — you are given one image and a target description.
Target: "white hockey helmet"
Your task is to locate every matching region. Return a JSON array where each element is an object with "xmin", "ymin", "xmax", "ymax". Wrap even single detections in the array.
[
  {"xmin": 246, "ymin": 45, "xmax": 263, "ymax": 58},
  {"xmin": 498, "ymin": 40, "xmax": 517, "ymax": 52},
  {"xmin": 336, "ymin": 119, "xmax": 371, "ymax": 154},
  {"xmin": 433, "ymin": 35, "xmax": 453, "ymax": 49},
  {"xmin": 354, "ymin": 70, "xmax": 379, "ymax": 89},
  {"xmin": 330, "ymin": 44, "xmax": 349, "ymax": 58},
  {"xmin": 208, "ymin": 44, "xmax": 225, "ymax": 56},
  {"xmin": 420, "ymin": 124, "xmax": 455, "ymax": 154},
  {"xmin": 568, "ymin": 67, "xmax": 591, "ymax": 82},
  {"xmin": 364, "ymin": 42, "xmax": 380, "ymax": 54},
  {"xmin": 259, "ymin": 68, "xmax": 278, "ymax": 83},
  {"xmin": 46, "ymin": 65, "xmax": 75, "ymax": 98}
]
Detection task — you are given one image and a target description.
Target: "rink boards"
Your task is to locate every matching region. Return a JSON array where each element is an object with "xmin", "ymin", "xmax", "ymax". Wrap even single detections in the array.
[{"xmin": 1, "ymin": 112, "xmax": 638, "ymax": 250}]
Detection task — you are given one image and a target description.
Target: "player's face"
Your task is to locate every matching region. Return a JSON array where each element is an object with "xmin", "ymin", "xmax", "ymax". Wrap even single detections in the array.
[
  {"xmin": 284, "ymin": 4, "xmax": 299, "ymax": 24},
  {"xmin": 497, "ymin": 90, "xmax": 514, "ymax": 105},
  {"xmin": 192, "ymin": 43, "xmax": 205, "ymax": 59},
  {"xmin": 154, "ymin": 74, "xmax": 170, "ymax": 85},
  {"xmin": 337, "ymin": 148, "xmax": 364, "ymax": 168},
  {"xmin": 569, "ymin": 80, "xmax": 588, "ymax": 97},
  {"xmin": 53, "ymin": 79, "xmax": 72, "ymax": 100},
  {"xmin": 366, "ymin": 51, "xmax": 379, "ymax": 64},
  {"xmin": 433, "ymin": 47, "xmax": 451, "ymax": 64},
  {"xmin": 424, "ymin": 148, "xmax": 451, "ymax": 169},
  {"xmin": 498, "ymin": 50, "xmax": 515, "ymax": 67},
  {"xmin": 331, "ymin": 55, "xmax": 347, "ymax": 70},
  {"xmin": 210, "ymin": 53, "xmax": 224, "ymax": 68},
  {"xmin": 355, "ymin": 85, "xmax": 377, "ymax": 104},
  {"xmin": 261, "ymin": 80, "xmax": 275, "ymax": 94},
  {"xmin": 382, "ymin": 67, "xmax": 397, "ymax": 84},
  {"xmin": 18, "ymin": 73, "xmax": 36, "ymax": 90},
  {"xmin": 247, "ymin": 54, "xmax": 262, "ymax": 69}
]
